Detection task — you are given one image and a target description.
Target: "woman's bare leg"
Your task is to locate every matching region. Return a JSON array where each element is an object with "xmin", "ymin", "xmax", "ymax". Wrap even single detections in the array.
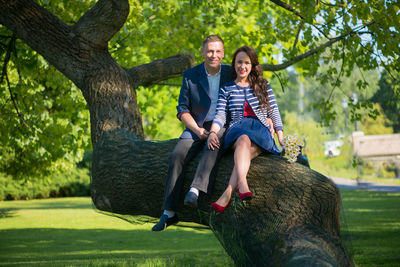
[
  {"xmin": 213, "ymin": 165, "xmax": 238, "ymax": 207},
  {"xmin": 213, "ymin": 135, "xmax": 262, "ymax": 206},
  {"xmin": 234, "ymin": 135, "xmax": 262, "ymax": 193}
]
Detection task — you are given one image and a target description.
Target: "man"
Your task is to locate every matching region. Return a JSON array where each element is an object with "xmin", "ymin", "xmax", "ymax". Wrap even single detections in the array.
[{"xmin": 152, "ymin": 35, "xmax": 233, "ymax": 231}]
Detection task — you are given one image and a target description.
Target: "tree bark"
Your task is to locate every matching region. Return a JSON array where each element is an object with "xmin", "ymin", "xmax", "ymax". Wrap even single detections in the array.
[
  {"xmin": 0, "ymin": 0, "xmax": 352, "ymax": 265},
  {"xmin": 92, "ymin": 129, "xmax": 352, "ymax": 266}
]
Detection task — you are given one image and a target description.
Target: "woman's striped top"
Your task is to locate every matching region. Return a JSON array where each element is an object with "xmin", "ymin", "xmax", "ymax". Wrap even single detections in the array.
[{"xmin": 213, "ymin": 81, "xmax": 283, "ymax": 131}]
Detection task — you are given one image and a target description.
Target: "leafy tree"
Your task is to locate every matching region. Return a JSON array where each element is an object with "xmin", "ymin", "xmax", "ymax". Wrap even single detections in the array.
[
  {"xmin": 370, "ymin": 71, "xmax": 400, "ymax": 133},
  {"xmin": 362, "ymin": 104, "xmax": 393, "ymax": 135},
  {"xmin": 0, "ymin": 37, "xmax": 91, "ymax": 178},
  {"xmin": 361, "ymin": 103, "xmax": 393, "ymax": 135}
]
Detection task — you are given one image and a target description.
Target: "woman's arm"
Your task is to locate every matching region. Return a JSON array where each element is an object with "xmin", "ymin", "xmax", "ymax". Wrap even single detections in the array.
[
  {"xmin": 265, "ymin": 82, "xmax": 284, "ymax": 146},
  {"xmin": 266, "ymin": 85, "xmax": 283, "ymax": 130},
  {"xmin": 276, "ymin": 129, "xmax": 284, "ymax": 146},
  {"xmin": 212, "ymin": 86, "xmax": 228, "ymax": 129},
  {"xmin": 207, "ymin": 85, "xmax": 229, "ymax": 150}
]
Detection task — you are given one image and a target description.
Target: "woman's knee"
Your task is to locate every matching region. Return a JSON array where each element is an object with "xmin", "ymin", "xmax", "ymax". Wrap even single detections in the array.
[{"xmin": 235, "ymin": 135, "xmax": 251, "ymax": 148}]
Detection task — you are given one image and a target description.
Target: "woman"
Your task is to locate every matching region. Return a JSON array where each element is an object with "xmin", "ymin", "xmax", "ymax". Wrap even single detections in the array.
[{"xmin": 207, "ymin": 46, "xmax": 284, "ymax": 213}]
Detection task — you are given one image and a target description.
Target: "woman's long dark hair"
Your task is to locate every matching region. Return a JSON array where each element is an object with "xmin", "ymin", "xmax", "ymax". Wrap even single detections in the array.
[{"xmin": 232, "ymin": 46, "xmax": 270, "ymax": 111}]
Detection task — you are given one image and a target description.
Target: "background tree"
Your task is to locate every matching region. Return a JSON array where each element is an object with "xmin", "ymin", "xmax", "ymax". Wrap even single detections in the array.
[{"xmin": 370, "ymin": 71, "xmax": 400, "ymax": 133}]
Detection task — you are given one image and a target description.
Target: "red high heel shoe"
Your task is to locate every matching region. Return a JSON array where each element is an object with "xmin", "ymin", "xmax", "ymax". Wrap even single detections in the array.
[
  {"xmin": 210, "ymin": 201, "xmax": 231, "ymax": 213},
  {"xmin": 238, "ymin": 189, "xmax": 253, "ymax": 200}
]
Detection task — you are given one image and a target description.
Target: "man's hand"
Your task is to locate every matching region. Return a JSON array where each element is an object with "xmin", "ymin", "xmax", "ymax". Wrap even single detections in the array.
[
  {"xmin": 266, "ymin": 118, "xmax": 275, "ymax": 137},
  {"xmin": 196, "ymin": 128, "xmax": 209, "ymax": 140},
  {"xmin": 207, "ymin": 131, "xmax": 220, "ymax": 150}
]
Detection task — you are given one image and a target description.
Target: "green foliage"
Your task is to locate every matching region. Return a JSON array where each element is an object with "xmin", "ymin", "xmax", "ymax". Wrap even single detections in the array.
[
  {"xmin": 280, "ymin": 111, "xmax": 327, "ymax": 156},
  {"xmin": 371, "ymin": 71, "xmax": 400, "ymax": 133},
  {"xmin": 0, "ymin": 167, "xmax": 90, "ymax": 201},
  {"xmin": 136, "ymin": 84, "xmax": 184, "ymax": 140},
  {"xmin": 0, "ymin": 29, "xmax": 91, "ymax": 179},
  {"xmin": 361, "ymin": 103, "xmax": 393, "ymax": 135}
]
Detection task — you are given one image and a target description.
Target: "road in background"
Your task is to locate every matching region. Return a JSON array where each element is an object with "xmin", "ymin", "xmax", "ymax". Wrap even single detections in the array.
[{"xmin": 329, "ymin": 176, "xmax": 400, "ymax": 193}]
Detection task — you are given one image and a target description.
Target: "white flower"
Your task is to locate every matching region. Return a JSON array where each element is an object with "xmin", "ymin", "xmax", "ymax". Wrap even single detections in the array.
[{"xmin": 283, "ymin": 134, "xmax": 304, "ymax": 164}]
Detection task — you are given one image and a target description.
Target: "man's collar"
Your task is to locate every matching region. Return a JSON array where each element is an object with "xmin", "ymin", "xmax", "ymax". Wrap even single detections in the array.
[{"xmin": 204, "ymin": 64, "xmax": 221, "ymax": 77}]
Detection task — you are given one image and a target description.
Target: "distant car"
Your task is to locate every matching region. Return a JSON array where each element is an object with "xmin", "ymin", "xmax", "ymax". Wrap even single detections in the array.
[{"xmin": 324, "ymin": 140, "xmax": 344, "ymax": 157}]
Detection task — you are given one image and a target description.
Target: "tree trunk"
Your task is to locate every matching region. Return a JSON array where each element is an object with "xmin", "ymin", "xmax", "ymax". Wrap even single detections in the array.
[{"xmin": 92, "ymin": 129, "xmax": 352, "ymax": 266}]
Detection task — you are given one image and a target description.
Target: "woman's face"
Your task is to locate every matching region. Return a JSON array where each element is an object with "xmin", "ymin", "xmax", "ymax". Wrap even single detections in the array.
[{"xmin": 234, "ymin": 51, "xmax": 252, "ymax": 80}]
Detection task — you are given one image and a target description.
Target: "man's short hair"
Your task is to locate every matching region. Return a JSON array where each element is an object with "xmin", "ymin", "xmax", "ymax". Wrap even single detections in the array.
[{"xmin": 202, "ymin": 35, "xmax": 224, "ymax": 48}]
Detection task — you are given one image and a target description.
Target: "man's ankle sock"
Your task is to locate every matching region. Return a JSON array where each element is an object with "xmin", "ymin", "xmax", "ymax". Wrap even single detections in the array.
[
  {"xmin": 163, "ymin": 210, "xmax": 175, "ymax": 218},
  {"xmin": 189, "ymin": 187, "xmax": 199, "ymax": 196}
]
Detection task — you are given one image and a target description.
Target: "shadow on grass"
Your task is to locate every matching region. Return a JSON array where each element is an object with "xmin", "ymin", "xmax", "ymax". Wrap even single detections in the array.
[
  {"xmin": 0, "ymin": 209, "xmax": 14, "ymax": 218},
  {"xmin": 0, "ymin": 202, "xmax": 93, "ymax": 213},
  {"xmin": 0, "ymin": 227, "xmax": 232, "ymax": 266},
  {"xmin": 99, "ymin": 210, "xmax": 210, "ymax": 231}
]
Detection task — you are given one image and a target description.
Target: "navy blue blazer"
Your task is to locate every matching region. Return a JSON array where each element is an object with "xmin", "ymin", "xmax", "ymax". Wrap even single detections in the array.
[{"xmin": 176, "ymin": 62, "xmax": 233, "ymax": 139}]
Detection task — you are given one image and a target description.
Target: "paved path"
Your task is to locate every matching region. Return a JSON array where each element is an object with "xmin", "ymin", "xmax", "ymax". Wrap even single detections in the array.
[{"xmin": 328, "ymin": 176, "xmax": 400, "ymax": 193}]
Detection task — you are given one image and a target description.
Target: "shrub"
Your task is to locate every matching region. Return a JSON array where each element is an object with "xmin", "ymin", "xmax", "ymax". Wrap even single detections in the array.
[{"xmin": 0, "ymin": 167, "xmax": 90, "ymax": 201}]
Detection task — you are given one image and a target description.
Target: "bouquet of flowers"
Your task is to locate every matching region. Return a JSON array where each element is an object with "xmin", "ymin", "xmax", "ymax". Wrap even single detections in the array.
[{"xmin": 282, "ymin": 135, "xmax": 304, "ymax": 163}]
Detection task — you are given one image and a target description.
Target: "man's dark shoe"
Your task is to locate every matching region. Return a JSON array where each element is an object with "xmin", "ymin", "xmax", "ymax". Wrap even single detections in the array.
[
  {"xmin": 152, "ymin": 214, "xmax": 179, "ymax": 231},
  {"xmin": 184, "ymin": 191, "xmax": 198, "ymax": 208}
]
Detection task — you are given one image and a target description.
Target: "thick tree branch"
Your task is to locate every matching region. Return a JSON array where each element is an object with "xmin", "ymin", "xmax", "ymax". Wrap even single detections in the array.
[
  {"xmin": 127, "ymin": 53, "xmax": 195, "ymax": 88},
  {"xmin": 0, "ymin": 0, "xmax": 87, "ymax": 87},
  {"xmin": 91, "ymin": 129, "xmax": 352, "ymax": 266},
  {"xmin": 73, "ymin": 0, "xmax": 129, "ymax": 48}
]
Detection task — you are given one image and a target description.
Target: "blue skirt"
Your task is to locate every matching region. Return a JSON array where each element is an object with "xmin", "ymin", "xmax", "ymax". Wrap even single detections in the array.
[{"xmin": 223, "ymin": 117, "xmax": 281, "ymax": 155}]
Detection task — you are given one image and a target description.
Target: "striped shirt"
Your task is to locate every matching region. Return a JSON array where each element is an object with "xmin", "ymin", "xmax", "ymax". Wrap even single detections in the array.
[{"xmin": 213, "ymin": 81, "xmax": 283, "ymax": 131}]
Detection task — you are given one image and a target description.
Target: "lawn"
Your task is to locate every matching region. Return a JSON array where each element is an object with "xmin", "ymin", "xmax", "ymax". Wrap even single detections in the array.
[
  {"xmin": 0, "ymin": 197, "xmax": 233, "ymax": 266},
  {"xmin": 0, "ymin": 191, "xmax": 399, "ymax": 266},
  {"xmin": 340, "ymin": 190, "xmax": 400, "ymax": 267}
]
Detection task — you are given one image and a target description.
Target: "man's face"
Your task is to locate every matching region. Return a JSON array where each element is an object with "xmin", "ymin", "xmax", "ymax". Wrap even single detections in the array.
[{"xmin": 202, "ymin": 41, "xmax": 224, "ymax": 71}]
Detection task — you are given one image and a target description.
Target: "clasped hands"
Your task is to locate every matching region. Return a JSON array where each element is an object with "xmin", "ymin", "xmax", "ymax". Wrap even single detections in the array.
[{"xmin": 194, "ymin": 127, "xmax": 220, "ymax": 151}]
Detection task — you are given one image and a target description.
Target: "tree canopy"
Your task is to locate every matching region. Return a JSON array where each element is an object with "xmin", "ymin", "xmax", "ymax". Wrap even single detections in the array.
[{"xmin": 1, "ymin": 0, "xmax": 399, "ymax": 178}]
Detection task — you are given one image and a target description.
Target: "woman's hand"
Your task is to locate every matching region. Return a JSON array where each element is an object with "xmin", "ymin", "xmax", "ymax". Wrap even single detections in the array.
[
  {"xmin": 207, "ymin": 131, "xmax": 220, "ymax": 150},
  {"xmin": 276, "ymin": 130, "xmax": 284, "ymax": 146}
]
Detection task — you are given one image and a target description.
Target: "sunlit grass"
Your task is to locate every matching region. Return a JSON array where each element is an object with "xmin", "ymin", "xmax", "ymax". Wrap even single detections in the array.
[{"xmin": 0, "ymin": 197, "xmax": 233, "ymax": 266}]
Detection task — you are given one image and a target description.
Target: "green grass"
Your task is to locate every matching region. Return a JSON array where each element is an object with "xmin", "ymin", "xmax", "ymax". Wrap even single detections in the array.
[
  {"xmin": 1, "ymin": 192, "xmax": 400, "ymax": 266},
  {"xmin": 341, "ymin": 190, "xmax": 400, "ymax": 266},
  {"xmin": 0, "ymin": 197, "xmax": 233, "ymax": 266}
]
